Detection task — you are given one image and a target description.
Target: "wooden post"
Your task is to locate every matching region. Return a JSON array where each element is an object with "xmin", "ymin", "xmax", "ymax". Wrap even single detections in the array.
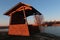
[{"xmin": 23, "ymin": 6, "xmax": 27, "ymax": 24}]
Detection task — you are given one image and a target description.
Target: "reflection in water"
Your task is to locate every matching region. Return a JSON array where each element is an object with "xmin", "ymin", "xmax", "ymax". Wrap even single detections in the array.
[
  {"xmin": 42, "ymin": 26, "xmax": 60, "ymax": 36},
  {"xmin": 0, "ymin": 29, "xmax": 8, "ymax": 32}
]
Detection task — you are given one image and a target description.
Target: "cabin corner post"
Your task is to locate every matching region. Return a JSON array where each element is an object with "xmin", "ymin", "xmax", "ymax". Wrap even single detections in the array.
[
  {"xmin": 22, "ymin": 6, "xmax": 27, "ymax": 24},
  {"xmin": 23, "ymin": 6, "xmax": 30, "ymax": 36}
]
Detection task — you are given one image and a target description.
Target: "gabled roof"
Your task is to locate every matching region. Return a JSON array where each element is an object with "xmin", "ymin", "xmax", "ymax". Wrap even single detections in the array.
[
  {"xmin": 4, "ymin": 2, "xmax": 30, "ymax": 15},
  {"xmin": 4, "ymin": 2, "xmax": 42, "ymax": 16}
]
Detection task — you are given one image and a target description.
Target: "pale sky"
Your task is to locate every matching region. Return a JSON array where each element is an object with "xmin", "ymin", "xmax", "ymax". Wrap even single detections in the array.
[{"xmin": 0, "ymin": 0, "xmax": 60, "ymax": 26}]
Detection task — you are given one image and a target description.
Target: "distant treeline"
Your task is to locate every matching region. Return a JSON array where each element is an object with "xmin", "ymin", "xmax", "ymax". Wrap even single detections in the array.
[
  {"xmin": 42, "ymin": 21, "xmax": 60, "ymax": 26},
  {"xmin": 0, "ymin": 26, "xmax": 8, "ymax": 29}
]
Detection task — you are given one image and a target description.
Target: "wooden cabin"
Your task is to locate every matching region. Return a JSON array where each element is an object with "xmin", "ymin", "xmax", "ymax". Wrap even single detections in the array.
[{"xmin": 4, "ymin": 2, "xmax": 42, "ymax": 36}]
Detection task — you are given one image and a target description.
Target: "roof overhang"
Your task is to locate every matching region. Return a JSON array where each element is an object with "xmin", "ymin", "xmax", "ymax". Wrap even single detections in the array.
[{"xmin": 4, "ymin": 2, "xmax": 42, "ymax": 16}]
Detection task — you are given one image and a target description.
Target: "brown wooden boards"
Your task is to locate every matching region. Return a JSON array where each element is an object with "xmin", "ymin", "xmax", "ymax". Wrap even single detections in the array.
[{"xmin": 8, "ymin": 24, "xmax": 30, "ymax": 36}]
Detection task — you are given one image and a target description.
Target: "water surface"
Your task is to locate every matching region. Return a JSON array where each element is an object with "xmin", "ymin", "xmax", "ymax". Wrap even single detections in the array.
[{"xmin": 42, "ymin": 26, "xmax": 60, "ymax": 36}]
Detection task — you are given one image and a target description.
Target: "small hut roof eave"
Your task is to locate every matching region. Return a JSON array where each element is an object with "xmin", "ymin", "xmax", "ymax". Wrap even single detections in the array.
[
  {"xmin": 4, "ymin": 2, "xmax": 31, "ymax": 16},
  {"xmin": 31, "ymin": 6, "xmax": 42, "ymax": 15},
  {"xmin": 4, "ymin": 2, "xmax": 42, "ymax": 16}
]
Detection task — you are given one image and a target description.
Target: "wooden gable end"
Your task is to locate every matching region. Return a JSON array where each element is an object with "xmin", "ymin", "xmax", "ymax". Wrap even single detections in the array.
[
  {"xmin": 4, "ymin": 2, "xmax": 32, "ymax": 16},
  {"xmin": 4, "ymin": 2, "xmax": 42, "ymax": 16}
]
